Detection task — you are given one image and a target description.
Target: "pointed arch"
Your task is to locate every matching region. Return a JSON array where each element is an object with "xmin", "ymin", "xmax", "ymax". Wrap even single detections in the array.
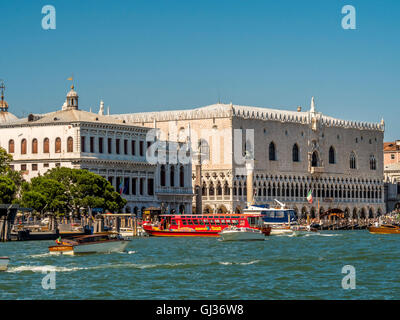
[
  {"xmin": 269, "ymin": 142, "xmax": 276, "ymax": 161},
  {"xmin": 329, "ymin": 146, "xmax": 335, "ymax": 164},
  {"xmin": 292, "ymin": 143, "xmax": 299, "ymax": 162}
]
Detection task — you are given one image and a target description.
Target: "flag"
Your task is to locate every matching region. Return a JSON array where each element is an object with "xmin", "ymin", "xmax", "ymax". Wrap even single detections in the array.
[
  {"xmin": 55, "ymin": 237, "xmax": 62, "ymax": 245},
  {"xmin": 119, "ymin": 181, "xmax": 124, "ymax": 194},
  {"xmin": 307, "ymin": 190, "xmax": 313, "ymax": 204}
]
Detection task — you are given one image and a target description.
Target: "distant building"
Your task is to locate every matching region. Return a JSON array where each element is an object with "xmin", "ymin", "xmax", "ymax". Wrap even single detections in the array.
[
  {"xmin": 115, "ymin": 97, "xmax": 386, "ymax": 219},
  {"xmin": 0, "ymin": 83, "xmax": 192, "ymax": 215},
  {"xmin": 384, "ymin": 141, "xmax": 400, "ymax": 212}
]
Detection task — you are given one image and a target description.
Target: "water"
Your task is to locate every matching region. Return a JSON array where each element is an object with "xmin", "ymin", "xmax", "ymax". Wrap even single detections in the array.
[{"xmin": 1, "ymin": 231, "xmax": 399, "ymax": 299}]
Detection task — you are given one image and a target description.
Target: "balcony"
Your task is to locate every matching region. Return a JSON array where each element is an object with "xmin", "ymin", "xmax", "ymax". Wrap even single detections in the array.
[
  {"xmin": 309, "ymin": 166, "xmax": 324, "ymax": 175},
  {"xmin": 156, "ymin": 187, "xmax": 193, "ymax": 196}
]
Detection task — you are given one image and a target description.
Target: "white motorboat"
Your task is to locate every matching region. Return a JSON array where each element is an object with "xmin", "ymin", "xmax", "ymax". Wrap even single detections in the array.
[
  {"xmin": 290, "ymin": 225, "xmax": 318, "ymax": 236},
  {"xmin": 267, "ymin": 224, "xmax": 294, "ymax": 235},
  {"xmin": 119, "ymin": 227, "xmax": 134, "ymax": 239},
  {"xmin": 219, "ymin": 227, "xmax": 265, "ymax": 241},
  {"xmin": 49, "ymin": 233, "xmax": 130, "ymax": 255},
  {"xmin": 0, "ymin": 257, "xmax": 10, "ymax": 271}
]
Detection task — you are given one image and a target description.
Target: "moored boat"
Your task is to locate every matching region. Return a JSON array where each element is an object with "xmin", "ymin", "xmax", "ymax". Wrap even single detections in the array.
[
  {"xmin": 269, "ymin": 225, "xmax": 294, "ymax": 235},
  {"xmin": 368, "ymin": 224, "xmax": 400, "ymax": 234},
  {"xmin": 119, "ymin": 227, "xmax": 134, "ymax": 239},
  {"xmin": 48, "ymin": 233, "xmax": 130, "ymax": 255},
  {"xmin": 0, "ymin": 257, "xmax": 10, "ymax": 271},
  {"xmin": 219, "ymin": 227, "xmax": 265, "ymax": 241}
]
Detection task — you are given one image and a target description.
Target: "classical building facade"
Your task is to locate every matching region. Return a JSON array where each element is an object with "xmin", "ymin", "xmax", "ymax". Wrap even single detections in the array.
[
  {"xmin": 115, "ymin": 97, "xmax": 385, "ymax": 218},
  {"xmin": 0, "ymin": 84, "xmax": 192, "ymax": 215},
  {"xmin": 383, "ymin": 141, "xmax": 400, "ymax": 212}
]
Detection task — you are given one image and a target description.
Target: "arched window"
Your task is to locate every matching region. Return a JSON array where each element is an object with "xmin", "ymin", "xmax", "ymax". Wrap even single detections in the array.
[
  {"xmin": 269, "ymin": 142, "xmax": 276, "ymax": 161},
  {"xmin": 32, "ymin": 139, "xmax": 38, "ymax": 154},
  {"xmin": 224, "ymin": 181, "xmax": 230, "ymax": 196},
  {"xmin": 179, "ymin": 165, "xmax": 185, "ymax": 187},
  {"xmin": 170, "ymin": 165, "xmax": 175, "ymax": 187},
  {"xmin": 350, "ymin": 152, "xmax": 356, "ymax": 169},
  {"xmin": 209, "ymin": 182, "xmax": 215, "ymax": 196},
  {"xmin": 370, "ymin": 155, "xmax": 376, "ymax": 170},
  {"xmin": 55, "ymin": 137, "xmax": 61, "ymax": 153},
  {"xmin": 216, "ymin": 181, "xmax": 222, "ymax": 196},
  {"xmin": 67, "ymin": 137, "xmax": 73, "ymax": 153},
  {"xmin": 329, "ymin": 146, "xmax": 335, "ymax": 164},
  {"xmin": 160, "ymin": 165, "xmax": 166, "ymax": 187},
  {"xmin": 198, "ymin": 139, "xmax": 210, "ymax": 162},
  {"xmin": 21, "ymin": 139, "xmax": 27, "ymax": 154},
  {"xmin": 43, "ymin": 138, "xmax": 49, "ymax": 153},
  {"xmin": 292, "ymin": 144, "xmax": 299, "ymax": 162},
  {"xmin": 311, "ymin": 151, "xmax": 319, "ymax": 167},
  {"xmin": 8, "ymin": 140, "xmax": 14, "ymax": 153}
]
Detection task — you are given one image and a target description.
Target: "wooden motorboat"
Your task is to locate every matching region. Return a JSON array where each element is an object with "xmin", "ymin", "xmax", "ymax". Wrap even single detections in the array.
[
  {"xmin": 0, "ymin": 257, "xmax": 10, "ymax": 271},
  {"xmin": 48, "ymin": 233, "xmax": 130, "ymax": 255},
  {"xmin": 368, "ymin": 224, "xmax": 400, "ymax": 234},
  {"xmin": 219, "ymin": 227, "xmax": 265, "ymax": 241}
]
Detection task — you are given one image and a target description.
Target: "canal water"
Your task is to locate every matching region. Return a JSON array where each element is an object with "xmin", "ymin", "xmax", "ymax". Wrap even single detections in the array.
[{"xmin": 1, "ymin": 231, "xmax": 399, "ymax": 299}]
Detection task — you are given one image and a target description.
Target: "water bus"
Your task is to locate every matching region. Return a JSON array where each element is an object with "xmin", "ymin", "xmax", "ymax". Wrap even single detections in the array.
[{"xmin": 143, "ymin": 214, "xmax": 271, "ymax": 237}]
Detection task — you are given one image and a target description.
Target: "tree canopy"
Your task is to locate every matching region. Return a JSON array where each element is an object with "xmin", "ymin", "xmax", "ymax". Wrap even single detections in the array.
[
  {"xmin": 21, "ymin": 167, "xmax": 126, "ymax": 215},
  {"xmin": 0, "ymin": 147, "xmax": 21, "ymax": 204}
]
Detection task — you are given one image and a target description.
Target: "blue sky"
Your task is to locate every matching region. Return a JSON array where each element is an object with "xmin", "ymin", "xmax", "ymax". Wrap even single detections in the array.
[{"xmin": 0, "ymin": 0, "xmax": 399, "ymax": 141}]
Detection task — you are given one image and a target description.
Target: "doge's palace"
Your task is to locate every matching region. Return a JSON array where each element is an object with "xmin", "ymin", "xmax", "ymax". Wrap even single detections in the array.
[{"xmin": 115, "ymin": 97, "xmax": 385, "ymax": 218}]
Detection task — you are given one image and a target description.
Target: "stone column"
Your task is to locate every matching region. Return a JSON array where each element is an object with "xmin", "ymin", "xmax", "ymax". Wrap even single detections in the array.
[
  {"xmin": 246, "ymin": 160, "xmax": 255, "ymax": 208},
  {"xmin": 195, "ymin": 161, "xmax": 202, "ymax": 215}
]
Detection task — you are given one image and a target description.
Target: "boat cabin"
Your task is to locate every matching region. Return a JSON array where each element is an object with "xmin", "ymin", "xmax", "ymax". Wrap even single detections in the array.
[
  {"xmin": 142, "ymin": 207, "xmax": 162, "ymax": 223},
  {"xmin": 243, "ymin": 205, "xmax": 297, "ymax": 224}
]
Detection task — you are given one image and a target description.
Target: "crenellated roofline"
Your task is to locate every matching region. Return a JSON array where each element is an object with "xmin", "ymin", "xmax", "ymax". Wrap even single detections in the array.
[{"xmin": 113, "ymin": 103, "xmax": 385, "ymax": 132}]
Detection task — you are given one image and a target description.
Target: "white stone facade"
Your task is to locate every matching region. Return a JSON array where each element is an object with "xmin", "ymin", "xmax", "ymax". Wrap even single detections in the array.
[
  {"xmin": 0, "ymin": 87, "xmax": 192, "ymax": 215},
  {"xmin": 115, "ymin": 98, "xmax": 385, "ymax": 218}
]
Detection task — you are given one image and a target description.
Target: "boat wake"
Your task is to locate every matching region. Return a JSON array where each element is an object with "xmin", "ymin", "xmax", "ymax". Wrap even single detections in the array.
[
  {"xmin": 7, "ymin": 259, "xmax": 262, "ymax": 273},
  {"xmin": 219, "ymin": 260, "xmax": 260, "ymax": 266},
  {"xmin": 26, "ymin": 253, "xmax": 53, "ymax": 259}
]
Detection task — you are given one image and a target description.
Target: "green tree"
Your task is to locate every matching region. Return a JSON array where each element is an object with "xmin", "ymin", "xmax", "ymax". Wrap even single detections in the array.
[
  {"xmin": 0, "ymin": 176, "xmax": 17, "ymax": 204},
  {"xmin": 0, "ymin": 147, "xmax": 21, "ymax": 203},
  {"xmin": 0, "ymin": 147, "xmax": 13, "ymax": 174},
  {"xmin": 21, "ymin": 176, "xmax": 68, "ymax": 214},
  {"xmin": 43, "ymin": 167, "xmax": 126, "ymax": 214}
]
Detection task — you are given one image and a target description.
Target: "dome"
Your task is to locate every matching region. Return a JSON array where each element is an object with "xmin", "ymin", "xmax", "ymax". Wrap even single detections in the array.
[
  {"xmin": 0, "ymin": 100, "xmax": 8, "ymax": 110},
  {"xmin": 0, "ymin": 111, "xmax": 18, "ymax": 123},
  {"xmin": 67, "ymin": 85, "xmax": 78, "ymax": 98}
]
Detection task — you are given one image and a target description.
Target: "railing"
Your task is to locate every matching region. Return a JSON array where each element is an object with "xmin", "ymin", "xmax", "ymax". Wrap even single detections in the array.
[{"xmin": 156, "ymin": 187, "xmax": 193, "ymax": 195}]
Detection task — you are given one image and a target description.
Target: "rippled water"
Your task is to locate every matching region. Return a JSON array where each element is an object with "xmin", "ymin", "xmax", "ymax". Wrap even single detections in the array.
[{"xmin": 1, "ymin": 231, "xmax": 400, "ymax": 299}]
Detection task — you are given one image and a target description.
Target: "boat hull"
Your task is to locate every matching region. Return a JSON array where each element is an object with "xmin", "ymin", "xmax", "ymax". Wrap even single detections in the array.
[
  {"xmin": 270, "ymin": 228, "xmax": 293, "ymax": 235},
  {"xmin": 368, "ymin": 226, "xmax": 400, "ymax": 234},
  {"xmin": 219, "ymin": 231, "xmax": 265, "ymax": 241},
  {"xmin": 49, "ymin": 240, "xmax": 130, "ymax": 255},
  {"xmin": 0, "ymin": 257, "xmax": 9, "ymax": 271}
]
